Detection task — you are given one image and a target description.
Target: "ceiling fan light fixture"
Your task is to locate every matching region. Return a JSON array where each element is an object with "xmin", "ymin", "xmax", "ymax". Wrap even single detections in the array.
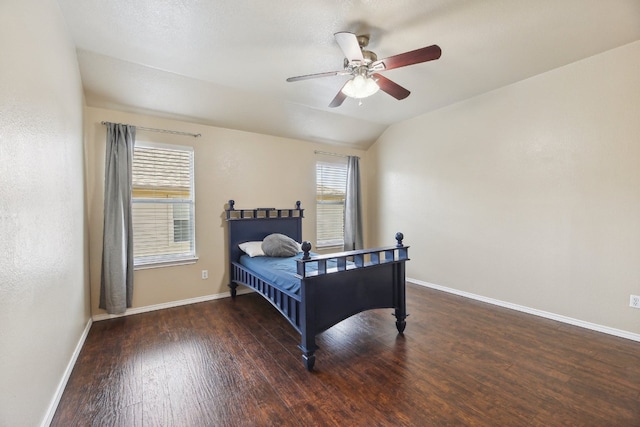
[{"xmin": 341, "ymin": 75, "xmax": 379, "ymax": 99}]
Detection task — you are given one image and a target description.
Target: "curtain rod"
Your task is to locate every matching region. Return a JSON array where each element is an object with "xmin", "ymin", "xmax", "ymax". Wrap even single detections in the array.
[
  {"xmin": 314, "ymin": 150, "xmax": 359, "ymax": 159},
  {"xmin": 101, "ymin": 121, "xmax": 201, "ymax": 138}
]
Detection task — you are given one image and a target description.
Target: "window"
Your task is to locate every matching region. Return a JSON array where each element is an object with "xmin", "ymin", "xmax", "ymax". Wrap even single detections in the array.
[
  {"xmin": 316, "ymin": 159, "xmax": 347, "ymax": 248},
  {"xmin": 132, "ymin": 142, "xmax": 196, "ymax": 267},
  {"xmin": 172, "ymin": 204, "xmax": 190, "ymax": 243}
]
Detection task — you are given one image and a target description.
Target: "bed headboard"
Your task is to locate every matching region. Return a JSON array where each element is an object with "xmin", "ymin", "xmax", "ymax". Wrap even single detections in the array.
[{"xmin": 225, "ymin": 200, "xmax": 304, "ymax": 263}]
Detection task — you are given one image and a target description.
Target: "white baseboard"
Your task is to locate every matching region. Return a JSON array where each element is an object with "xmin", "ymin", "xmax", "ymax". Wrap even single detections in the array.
[
  {"xmin": 92, "ymin": 287, "xmax": 253, "ymax": 322},
  {"xmin": 41, "ymin": 317, "xmax": 93, "ymax": 427},
  {"xmin": 408, "ymin": 278, "xmax": 640, "ymax": 343}
]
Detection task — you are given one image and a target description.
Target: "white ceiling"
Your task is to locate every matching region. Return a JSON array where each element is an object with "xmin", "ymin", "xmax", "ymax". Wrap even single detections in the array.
[{"xmin": 57, "ymin": 0, "xmax": 640, "ymax": 149}]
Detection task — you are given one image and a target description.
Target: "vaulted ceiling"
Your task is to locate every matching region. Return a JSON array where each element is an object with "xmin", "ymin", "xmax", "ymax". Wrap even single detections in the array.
[{"xmin": 57, "ymin": 0, "xmax": 640, "ymax": 149}]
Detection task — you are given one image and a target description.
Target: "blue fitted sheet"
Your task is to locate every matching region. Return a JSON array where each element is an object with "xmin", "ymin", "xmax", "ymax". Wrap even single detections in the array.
[
  {"xmin": 239, "ymin": 253, "xmax": 306, "ymax": 294},
  {"xmin": 239, "ymin": 253, "xmax": 347, "ymax": 295}
]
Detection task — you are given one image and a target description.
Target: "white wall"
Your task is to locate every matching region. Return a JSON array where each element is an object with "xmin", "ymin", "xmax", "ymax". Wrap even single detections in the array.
[
  {"xmin": 85, "ymin": 107, "xmax": 367, "ymax": 316},
  {"xmin": 0, "ymin": 0, "xmax": 89, "ymax": 426},
  {"xmin": 368, "ymin": 41, "xmax": 640, "ymax": 335}
]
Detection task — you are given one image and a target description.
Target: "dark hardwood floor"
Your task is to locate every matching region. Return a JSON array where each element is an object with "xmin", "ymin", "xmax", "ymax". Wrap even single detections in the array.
[{"xmin": 52, "ymin": 283, "xmax": 640, "ymax": 426}]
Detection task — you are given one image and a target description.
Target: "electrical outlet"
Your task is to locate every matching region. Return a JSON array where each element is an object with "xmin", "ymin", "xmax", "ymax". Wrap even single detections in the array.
[
  {"xmin": 201, "ymin": 270, "xmax": 208, "ymax": 280},
  {"xmin": 630, "ymin": 295, "xmax": 640, "ymax": 309}
]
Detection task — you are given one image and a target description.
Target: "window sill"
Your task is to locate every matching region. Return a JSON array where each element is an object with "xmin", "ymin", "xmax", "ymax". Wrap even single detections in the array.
[{"xmin": 134, "ymin": 256, "xmax": 199, "ymax": 270}]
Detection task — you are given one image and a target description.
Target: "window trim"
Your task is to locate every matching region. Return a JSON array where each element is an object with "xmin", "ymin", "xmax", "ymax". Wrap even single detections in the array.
[
  {"xmin": 315, "ymin": 158, "xmax": 347, "ymax": 249},
  {"xmin": 132, "ymin": 141, "xmax": 197, "ymax": 269}
]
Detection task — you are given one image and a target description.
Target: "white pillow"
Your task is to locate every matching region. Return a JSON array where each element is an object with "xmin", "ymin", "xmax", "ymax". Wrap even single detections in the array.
[{"xmin": 238, "ymin": 241, "xmax": 265, "ymax": 257}]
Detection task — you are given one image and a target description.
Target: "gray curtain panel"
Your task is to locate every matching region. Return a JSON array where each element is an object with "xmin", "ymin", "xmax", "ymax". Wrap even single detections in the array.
[
  {"xmin": 99, "ymin": 123, "xmax": 135, "ymax": 314},
  {"xmin": 344, "ymin": 155, "xmax": 363, "ymax": 251}
]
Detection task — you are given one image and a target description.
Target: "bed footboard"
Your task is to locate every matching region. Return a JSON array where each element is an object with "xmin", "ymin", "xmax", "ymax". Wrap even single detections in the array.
[{"xmin": 296, "ymin": 233, "xmax": 409, "ymax": 370}]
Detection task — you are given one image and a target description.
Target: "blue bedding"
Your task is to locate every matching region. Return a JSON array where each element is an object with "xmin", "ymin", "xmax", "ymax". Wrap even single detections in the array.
[
  {"xmin": 240, "ymin": 253, "xmax": 344, "ymax": 295},
  {"xmin": 239, "ymin": 253, "xmax": 306, "ymax": 294}
]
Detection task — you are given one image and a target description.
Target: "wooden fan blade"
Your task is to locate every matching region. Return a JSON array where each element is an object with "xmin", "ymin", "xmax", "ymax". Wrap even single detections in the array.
[
  {"xmin": 371, "ymin": 44, "xmax": 441, "ymax": 71},
  {"xmin": 334, "ymin": 32, "xmax": 364, "ymax": 63},
  {"xmin": 373, "ymin": 73, "xmax": 410, "ymax": 100},
  {"xmin": 286, "ymin": 70, "xmax": 347, "ymax": 82},
  {"xmin": 329, "ymin": 85, "xmax": 348, "ymax": 108}
]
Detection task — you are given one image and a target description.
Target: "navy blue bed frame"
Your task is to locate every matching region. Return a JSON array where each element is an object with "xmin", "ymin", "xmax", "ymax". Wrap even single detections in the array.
[{"xmin": 225, "ymin": 200, "xmax": 409, "ymax": 370}]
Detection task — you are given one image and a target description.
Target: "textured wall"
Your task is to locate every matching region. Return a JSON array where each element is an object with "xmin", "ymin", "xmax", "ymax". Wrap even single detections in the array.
[
  {"xmin": 368, "ymin": 41, "xmax": 640, "ymax": 335},
  {"xmin": 0, "ymin": 0, "xmax": 89, "ymax": 425}
]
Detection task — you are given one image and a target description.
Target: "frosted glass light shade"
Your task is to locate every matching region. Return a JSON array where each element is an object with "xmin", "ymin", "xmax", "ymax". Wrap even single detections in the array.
[{"xmin": 341, "ymin": 75, "xmax": 380, "ymax": 99}]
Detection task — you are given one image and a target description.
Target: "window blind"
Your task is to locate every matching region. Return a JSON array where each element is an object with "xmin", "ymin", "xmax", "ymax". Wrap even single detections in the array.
[
  {"xmin": 132, "ymin": 143, "xmax": 195, "ymax": 266},
  {"xmin": 316, "ymin": 160, "xmax": 347, "ymax": 247}
]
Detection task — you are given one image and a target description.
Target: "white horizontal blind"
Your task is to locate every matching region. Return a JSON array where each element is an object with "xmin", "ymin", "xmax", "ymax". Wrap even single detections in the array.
[
  {"xmin": 132, "ymin": 142, "xmax": 195, "ymax": 266},
  {"xmin": 316, "ymin": 160, "xmax": 347, "ymax": 247}
]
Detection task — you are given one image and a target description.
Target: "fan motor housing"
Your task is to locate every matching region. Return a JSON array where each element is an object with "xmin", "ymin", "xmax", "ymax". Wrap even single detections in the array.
[
  {"xmin": 343, "ymin": 49, "xmax": 377, "ymax": 68},
  {"xmin": 362, "ymin": 50, "xmax": 377, "ymax": 64}
]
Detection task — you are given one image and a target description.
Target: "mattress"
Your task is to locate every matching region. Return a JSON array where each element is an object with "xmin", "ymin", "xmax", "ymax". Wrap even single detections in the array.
[
  {"xmin": 239, "ymin": 253, "xmax": 344, "ymax": 295},
  {"xmin": 239, "ymin": 253, "xmax": 305, "ymax": 294}
]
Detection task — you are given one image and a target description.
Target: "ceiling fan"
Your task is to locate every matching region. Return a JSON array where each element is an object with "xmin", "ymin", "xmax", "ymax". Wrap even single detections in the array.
[{"xmin": 286, "ymin": 32, "xmax": 441, "ymax": 108}]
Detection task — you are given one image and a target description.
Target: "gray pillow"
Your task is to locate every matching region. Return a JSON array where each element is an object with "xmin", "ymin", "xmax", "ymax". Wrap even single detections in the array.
[{"xmin": 262, "ymin": 233, "xmax": 300, "ymax": 257}]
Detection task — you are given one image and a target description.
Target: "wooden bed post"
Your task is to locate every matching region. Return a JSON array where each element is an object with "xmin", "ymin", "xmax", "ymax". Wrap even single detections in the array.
[
  {"xmin": 299, "ymin": 340, "xmax": 317, "ymax": 371},
  {"xmin": 229, "ymin": 279, "xmax": 238, "ymax": 299},
  {"xmin": 227, "ymin": 199, "xmax": 239, "ymax": 298},
  {"xmin": 393, "ymin": 232, "xmax": 407, "ymax": 333},
  {"xmin": 394, "ymin": 263, "xmax": 407, "ymax": 333},
  {"xmin": 299, "ymin": 277, "xmax": 318, "ymax": 371}
]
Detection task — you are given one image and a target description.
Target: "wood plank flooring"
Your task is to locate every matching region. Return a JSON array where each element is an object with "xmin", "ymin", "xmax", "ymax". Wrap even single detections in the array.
[{"xmin": 52, "ymin": 284, "xmax": 640, "ymax": 426}]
